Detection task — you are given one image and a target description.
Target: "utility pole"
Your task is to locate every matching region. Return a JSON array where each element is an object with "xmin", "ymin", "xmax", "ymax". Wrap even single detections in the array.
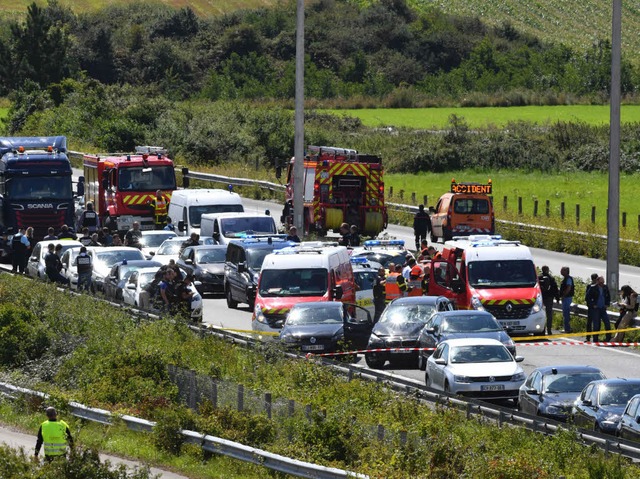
[
  {"xmin": 607, "ymin": 0, "xmax": 621, "ymax": 296},
  {"xmin": 293, "ymin": 0, "xmax": 305, "ymax": 235}
]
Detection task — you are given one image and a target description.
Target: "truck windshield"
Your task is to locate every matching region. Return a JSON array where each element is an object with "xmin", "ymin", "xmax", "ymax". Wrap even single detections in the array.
[
  {"xmin": 189, "ymin": 205, "xmax": 244, "ymax": 227},
  {"xmin": 221, "ymin": 217, "xmax": 276, "ymax": 236},
  {"xmin": 7, "ymin": 176, "xmax": 72, "ymax": 200},
  {"xmin": 468, "ymin": 260, "xmax": 537, "ymax": 288},
  {"xmin": 118, "ymin": 166, "xmax": 176, "ymax": 192},
  {"xmin": 259, "ymin": 268, "xmax": 327, "ymax": 297}
]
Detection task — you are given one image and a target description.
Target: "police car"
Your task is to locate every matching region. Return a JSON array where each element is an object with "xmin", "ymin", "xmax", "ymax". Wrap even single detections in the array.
[
  {"xmin": 351, "ymin": 239, "xmax": 409, "ymax": 271},
  {"xmin": 350, "ymin": 256, "xmax": 381, "ymax": 320}
]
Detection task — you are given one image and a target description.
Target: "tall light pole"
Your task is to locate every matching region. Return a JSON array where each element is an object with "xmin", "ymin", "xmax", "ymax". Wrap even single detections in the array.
[
  {"xmin": 292, "ymin": 0, "xmax": 305, "ymax": 234},
  {"xmin": 607, "ymin": 0, "xmax": 621, "ymax": 296}
]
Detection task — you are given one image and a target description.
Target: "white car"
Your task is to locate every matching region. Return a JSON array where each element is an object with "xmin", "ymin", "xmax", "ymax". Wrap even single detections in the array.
[
  {"xmin": 26, "ymin": 240, "xmax": 84, "ymax": 280},
  {"xmin": 153, "ymin": 236, "xmax": 213, "ymax": 265},
  {"xmin": 123, "ymin": 266, "xmax": 203, "ymax": 321},
  {"xmin": 140, "ymin": 230, "xmax": 177, "ymax": 259},
  {"xmin": 60, "ymin": 246, "xmax": 83, "ymax": 289},
  {"xmin": 88, "ymin": 246, "xmax": 147, "ymax": 291},
  {"xmin": 425, "ymin": 338, "xmax": 525, "ymax": 402}
]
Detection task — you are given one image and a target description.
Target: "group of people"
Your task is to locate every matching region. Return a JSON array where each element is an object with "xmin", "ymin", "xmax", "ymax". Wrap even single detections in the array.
[
  {"xmin": 146, "ymin": 263, "xmax": 198, "ymax": 319},
  {"xmin": 538, "ymin": 265, "xmax": 637, "ymax": 342}
]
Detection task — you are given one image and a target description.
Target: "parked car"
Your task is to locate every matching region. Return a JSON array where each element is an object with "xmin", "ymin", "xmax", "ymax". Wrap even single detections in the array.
[
  {"xmin": 139, "ymin": 230, "xmax": 177, "ymax": 259},
  {"xmin": 103, "ymin": 259, "xmax": 162, "ymax": 300},
  {"xmin": 153, "ymin": 237, "xmax": 210, "ymax": 265},
  {"xmin": 60, "ymin": 246, "xmax": 82, "ymax": 289},
  {"xmin": 616, "ymin": 394, "xmax": 640, "ymax": 441},
  {"xmin": 425, "ymin": 338, "xmax": 525, "ymax": 402},
  {"xmin": 364, "ymin": 296, "xmax": 454, "ymax": 369},
  {"xmin": 177, "ymin": 244, "xmax": 227, "ymax": 294},
  {"xmin": 26, "ymin": 240, "xmax": 83, "ymax": 280},
  {"xmin": 279, "ymin": 301, "xmax": 373, "ymax": 354},
  {"xmin": 89, "ymin": 246, "xmax": 147, "ymax": 292},
  {"xmin": 572, "ymin": 378, "xmax": 640, "ymax": 434},
  {"xmin": 417, "ymin": 310, "xmax": 516, "ymax": 370},
  {"xmin": 518, "ymin": 365, "xmax": 606, "ymax": 421},
  {"xmin": 350, "ymin": 257, "xmax": 382, "ymax": 321}
]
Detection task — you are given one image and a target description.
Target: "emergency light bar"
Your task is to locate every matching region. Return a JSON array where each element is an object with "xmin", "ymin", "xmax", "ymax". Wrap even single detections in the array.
[
  {"xmin": 0, "ymin": 136, "xmax": 67, "ymax": 156},
  {"xmin": 350, "ymin": 256, "xmax": 369, "ymax": 264},
  {"xmin": 236, "ymin": 233, "xmax": 288, "ymax": 240},
  {"xmin": 135, "ymin": 146, "xmax": 167, "ymax": 155},
  {"xmin": 363, "ymin": 239, "xmax": 405, "ymax": 247}
]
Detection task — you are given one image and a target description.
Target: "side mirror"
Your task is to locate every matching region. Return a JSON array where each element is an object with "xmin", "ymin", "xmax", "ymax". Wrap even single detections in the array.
[
  {"xmin": 435, "ymin": 358, "xmax": 446, "ymax": 365},
  {"xmin": 515, "ymin": 356, "xmax": 524, "ymax": 362},
  {"xmin": 149, "ymin": 251, "xmax": 155, "ymax": 256},
  {"xmin": 525, "ymin": 388, "xmax": 538, "ymax": 395},
  {"xmin": 452, "ymin": 279, "xmax": 464, "ymax": 294},
  {"xmin": 30, "ymin": 256, "xmax": 37, "ymax": 261},
  {"xmin": 213, "ymin": 232, "xmax": 220, "ymax": 240},
  {"xmin": 185, "ymin": 258, "xmax": 193, "ymax": 265},
  {"xmin": 126, "ymin": 283, "xmax": 136, "ymax": 290},
  {"xmin": 238, "ymin": 262, "xmax": 247, "ymax": 273},
  {"xmin": 178, "ymin": 220, "xmax": 185, "ymax": 233},
  {"xmin": 424, "ymin": 327, "xmax": 436, "ymax": 335},
  {"xmin": 332, "ymin": 285, "xmax": 343, "ymax": 300},
  {"xmin": 582, "ymin": 399, "xmax": 592, "ymax": 406}
]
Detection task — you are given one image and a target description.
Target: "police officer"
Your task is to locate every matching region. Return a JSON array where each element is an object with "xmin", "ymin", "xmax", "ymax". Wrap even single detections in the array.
[
  {"xmin": 149, "ymin": 190, "xmax": 168, "ymax": 229},
  {"xmin": 35, "ymin": 407, "xmax": 73, "ymax": 462},
  {"xmin": 164, "ymin": 217, "xmax": 176, "ymax": 232},
  {"xmin": 44, "ymin": 243, "xmax": 70, "ymax": 286},
  {"xmin": 396, "ymin": 264, "xmax": 410, "ymax": 297},
  {"xmin": 413, "ymin": 205, "xmax": 430, "ymax": 251},
  {"xmin": 373, "ymin": 266, "xmax": 386, "ymax": 322},
  {"xmin": 75, "ymin": 246, "xmax": 93, "ymax": 292},
  {"xmin": 78, "ymin": 201, "xmax": 100, "ymax": 233},
  {"xmin": 11, "ymin": 227, "xmax": 29, "ymax": 274}
]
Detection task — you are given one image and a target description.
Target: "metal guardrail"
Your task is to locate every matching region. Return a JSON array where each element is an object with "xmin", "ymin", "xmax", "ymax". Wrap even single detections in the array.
[{"xmin": 0, "ymin": 381, "xmax": 368, "ymax": 479}]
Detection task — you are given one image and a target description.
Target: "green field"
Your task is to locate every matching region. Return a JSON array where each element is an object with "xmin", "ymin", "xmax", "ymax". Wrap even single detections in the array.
[{"xmin": 329, "ymin": 105, "xmax": 640, "ymax": 129}]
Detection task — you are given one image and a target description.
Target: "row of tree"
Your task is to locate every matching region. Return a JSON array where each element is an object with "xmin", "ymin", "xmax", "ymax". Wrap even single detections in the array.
[{"xmin": 0, "ymin": 0, "xmax": 636, "ymax": 102}]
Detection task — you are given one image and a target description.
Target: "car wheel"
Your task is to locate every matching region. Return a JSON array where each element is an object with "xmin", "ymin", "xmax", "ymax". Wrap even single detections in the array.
[
  {"xmin": 365, "ymin": 353, "xmax": 385, "ymax": 369},
  {"xmin": 425, "ymin": 372, "xmax": 431, "ymax": 387},
  {"xmin": 418, "ymin": 354, "xmax": 425, "ymax": 371},
  {"xmin": 226, "ymin": 287, "xmax": 238, "ymax": 309},
  {"xmin": 444, "ymin": 381, "xmax": 451, "ymax": 393}
]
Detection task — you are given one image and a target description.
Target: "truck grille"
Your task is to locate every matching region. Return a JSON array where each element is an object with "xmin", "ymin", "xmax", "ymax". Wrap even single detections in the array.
[{"xmin": 485, "ymin": 304, "xmax": 531, "ymax": 320}]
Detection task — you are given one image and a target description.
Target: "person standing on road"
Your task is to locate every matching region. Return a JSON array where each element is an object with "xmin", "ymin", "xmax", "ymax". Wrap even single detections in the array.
[
  {"xmin": 538, "ymin": 265, "xmax": 560, "ymax": 335},
  {"xmin": 78, "ymin": 201, "xmax": 100, "ymax": 233},
  {"xmin": 11, "ymin": 227, "xmax": 29, "ymax": 274},
  {"xmin": 74, "ymin": 246, "xmax": 93, "ymax": 292},
  {"xmin": 373, "ymin": 266, "xmax": 386, "ymax": 322},
  {"xmin": 149, "ymin": 190, "xmax": 168, "ymax": 229},
  {"xmin": 124, "ymin": 221, "xmax": 142, "ymax": 248},
  {"xmin": 612, "ymin": 285, "xmax": 638, "ymax": 343},
  {"xmin": 587, "ymin": 276, "xmax": 612, "ymax": 342},
  {"xmin": 413, "ymin": 205, "xmax": 430, "ymax": 251},
  {"xmin": 559, "ymin": 266, "xmax": 574, "ymax": 333},
  {"xmin": 35, "ymin": 407, "xmax": 73, "ymax": 462},
  {"xmin": 584, "ymin": 273, "xmax": 599, "ymax": 341}
]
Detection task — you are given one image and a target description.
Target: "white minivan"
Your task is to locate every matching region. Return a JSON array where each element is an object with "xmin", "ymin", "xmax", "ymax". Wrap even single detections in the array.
[
  {"xmin": 200, "ymin": 212, "xmax": 277, "ymax": 245},
  {"xmin": 167, "ymin": 189, "xmax": 244, "ymax": 236}
]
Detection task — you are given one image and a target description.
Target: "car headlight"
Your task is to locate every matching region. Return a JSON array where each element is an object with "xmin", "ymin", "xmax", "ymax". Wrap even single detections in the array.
[
  {"xmin": 254, "ymin": 304, "xmax": 267, "ymax": 324},
  {"xmin": 512, "ymin": 372, "xmax": 526, "ymax": 382},
  {"xmin": 454, "ymin": 375, "xmax": 472, "ymax": 383},
  {"xmin": 470, "ymin": 296, "xmax": 485, "ymax": 311},
  {"xmin": 546, "ymin": 405, "xmax": 567, "ymax": 415},
  {"xmin": 280, "ymin": 333, "xmax": 298, "ymax": 343},
  {"xmin": 368, "ymin": 333, "xmax": 383, "ymax": 347},
  {"xmin": 602, "ymin": 413, "xmax": 622, "ymax": 426},
  {"xmin": 532, "ymin": 293, "xmax": 543, "ymax": 313}
]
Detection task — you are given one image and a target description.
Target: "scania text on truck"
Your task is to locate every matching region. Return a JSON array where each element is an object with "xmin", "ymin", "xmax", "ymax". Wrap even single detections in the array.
[
  {"xmin": 429, "ymin": 179, "xmax": 495, "ymax": 242},
  {"xmin": 427, "ymin": 235, "xmax": 545, "ymax": 335},
  {"xmin": 0, "ymin": 136, "xmax": 74, "ymax": 239},
  {"xmin": 281, "ymin": 146, "xmax": 387, "ymax": 236},
  {"xmin": 83, "ymin": 146, "xmax": 177, "ymax": 233}
]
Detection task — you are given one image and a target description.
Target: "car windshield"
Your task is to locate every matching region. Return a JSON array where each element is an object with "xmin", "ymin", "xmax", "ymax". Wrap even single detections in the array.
[
  {"xmin": 118, "ymin": 166, "xmax": 176, "ymax": 191},
  {"xmin": 467, "ymin": 260, "xmax": 537, "ymax": 288},
  {"xmin": 286, "ymin": 306, "xmax": 343, "ymax": 325},
  {"xmin": 157, "ymin": 240, "xmax": 186, "ymax": 255},
  {"xmin": 140, "ymin": 233, "xmax": 176, "ymax": 248},
  {"xmin": 544, "ymin": 372, "xmax": 605, "ymax": 394},
  {"xmin": 449, "ymin": 345, "xmax": 513, "ymax": 363},
  {"xmin": 188, "ymin": 205, "xmax": 244, "ymax": 227},
  {"xmin": 95, "ymin": 250, "xmax": 144, "ymax": 268},
  {"xmin": 379, "ymin": 304, "xmax": 436, "ymax": 325},
  {"xmin": 220, "ymin": 217, "xmax": 276, "ymax": 236},
  {"xmin": 195, "ymin": 249, "xmax": 226, "ymax": 263},
  {"xmin": 246, "ymin": 249, "xmax": 273, "ymax": 271},
  {"xmin": 7, "ymin": 176, "xmax": 72, "ymax": 200},
  {"xmin": 598, "ymin": 384, "xmax": 640, "ymax": 406},
  {"xmin": 139, "ymin": 271, "xmax": 157, "ymax": 287},
  {"xmin": 259, "ymin": 268, "xmax": 327, "ymax": 297},
  {"xmin": 442, "ymin": 315, "xmax": 502, "ymax": 333}
]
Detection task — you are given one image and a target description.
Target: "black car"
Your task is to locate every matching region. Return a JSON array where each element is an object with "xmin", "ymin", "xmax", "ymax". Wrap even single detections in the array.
[
  {"xmin": 617, "ymin": 394, "xmax": 640, "ymax": 441},
  {"xmin": 364, "ymin": 296, "xmax": 454, "ymax": 369},
  {"xmin": 572, "ymin": 378, "xmax": 640, "ymax": 434},
  {"xmin": 518, "ymin": 365, "xmax": 605, "ymax": 421},
  {"xmin": 224, "ymin": 237, "xmax": 294, "ymax": 309},
  {"xmin": 103, "ymin": 259, "xmax": 163, "ymax": 301},
  {"xmin": 416, "ymin": 310, "xmax": 516, "ymax": 371},
  {"xmin": 177, "ymin": 245, "xmax": 227, "ymax": 294},
  {"xmin": 279, "ymin": 301, "xmax": 373, "ymax": 354}
]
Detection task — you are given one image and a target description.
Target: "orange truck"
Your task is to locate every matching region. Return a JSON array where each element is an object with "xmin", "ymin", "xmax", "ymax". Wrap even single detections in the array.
[
  {"xmin": 83, "ymin": 146, "xmax": 177, "ymax": 233},
  {"xmin": 281, "ymin": 146, "xmax": 387, "ymax": 236},
  {"xmin": 429, "ymin": 179, "xmax": 494, "ymax": 242}
]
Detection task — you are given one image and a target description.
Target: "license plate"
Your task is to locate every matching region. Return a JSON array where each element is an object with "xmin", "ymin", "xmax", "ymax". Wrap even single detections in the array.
[
  {"xmin": 501, "ymin": 321, "xmax": 520, "ymax": 326},
  {"xmin": 481, "ymin": 384, "xmax": 505, "ymax": 391},
  {"xmin": 302, "ymin": 344, "xmax": 324, "ymax": 351}
]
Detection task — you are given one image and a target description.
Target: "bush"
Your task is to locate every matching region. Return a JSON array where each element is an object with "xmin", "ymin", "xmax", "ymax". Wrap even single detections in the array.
[
  {"xmin": 152, "ymin": 405, "xmax": 195, "ymax": 455},
  {"xmin": 0, "ymin": 303, "xmax": 50, "ymax": 367}
]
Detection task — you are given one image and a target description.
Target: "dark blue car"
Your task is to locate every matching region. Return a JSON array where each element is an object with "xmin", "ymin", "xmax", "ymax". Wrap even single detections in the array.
[
  {"xmin": 518, "ymin": 365, "xmax": 605, "ymax": 421},
  {"xmin": 572, "ymin": 378, "xmax": 640, "ymax": 434}
]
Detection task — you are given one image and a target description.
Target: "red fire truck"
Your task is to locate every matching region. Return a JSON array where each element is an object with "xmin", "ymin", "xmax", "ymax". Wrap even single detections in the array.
[
  {"xmin": 281, "ymin": 146, "xmax": 387, "ymax": 236},
  {"xmin": 83, "ymin": 146, "xmax": 177, "ymax": 232}
]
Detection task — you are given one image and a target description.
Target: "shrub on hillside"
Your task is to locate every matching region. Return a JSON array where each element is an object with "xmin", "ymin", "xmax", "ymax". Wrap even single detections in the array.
[{"xmin": 0, "ymin": 303, "xmax": 50, "ymax": 367}]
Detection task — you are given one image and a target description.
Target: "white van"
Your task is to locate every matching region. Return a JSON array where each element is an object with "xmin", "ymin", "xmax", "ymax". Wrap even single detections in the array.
[
  {"xmin": 167, "ymin": 189, "xmax": 244, "ymax": 236},
  {"xmin": 200, "ymin": 212, "xmax": 278, "ymax": 245}
]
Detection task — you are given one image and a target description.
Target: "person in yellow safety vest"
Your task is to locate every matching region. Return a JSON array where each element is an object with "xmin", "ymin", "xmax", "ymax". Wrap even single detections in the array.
[
  {"xmin": 408, "ymin": 261, "xmax": 423, "ymax": 297},
  {"xmin": 385, "ymin": 262, "xmax": 401, "ymax": 302},
  {"xmin": 35, "ymin": 407, "xmax": 73, "ymax": 462},
  {"xmin": 395, "ymin": 264, "xmax": 410, "ymax": 297},
  {"xmin": 149, "ymin": 189, "xmax": 168, "ymax": 229},
  {"xmin": 421, "ymin": 264, "xmax": 431, "ymax": 295}
]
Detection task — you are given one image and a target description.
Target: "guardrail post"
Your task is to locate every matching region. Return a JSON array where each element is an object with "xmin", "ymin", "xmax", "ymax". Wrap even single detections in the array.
[
  {"xmin": 399, "ymin": 190, "xmax": 404, "ymax": 200},
  {"xmin": 411, "ymin": 192, "xmax": 416, "ymax": 203},
  {"xmin": 560, "ymin": 202, "xmax": 565, "ymax": 220},
  {"xmin": 388, "ymin": 186, "xmax": 393, "ymax": 198},
  {"xmin": 265, "ymin": 393, "xmax": 272, "ymax": 420},
  {"xmin": 546, "ymin": 199, "xmax": 550, "ymax": 217},
  {"xmin": 576, "ymin": 204, "xmax": 580, "ymax": 226},
  {"xmin": 377, "ymin": 424, "xmax": 385, "ymax": 442},
  {"xmin": 622, "ymin": 212, "xmax": 627, "ymax": 228},
  {"xmin": 503, "ymin": 196, "xmax": 507, "ymax": 211},
  {"xmin": 518, "ymin": 197, "xmax": 522, "ymax": 215},
  {"xmin": 423, "ymin": 195, "xmax": 428, "ymax": 206},
  {"xmin": 188, "ymin": 370, "xmax": 197, "ymax": 410},
  {"xmin": 592, "ymin": 206, "xmax": 597, "ymax": 224},
  {"xmin": 533, "ymin": 200, "xmax": 538, "ymax": 217},
  {"xmin": 237, "ymin": 384, "xmax": 244, "ymax": 412},
  {"xmin": 182, "ymin": 167, "xmax": 190, "ymax": 188}
]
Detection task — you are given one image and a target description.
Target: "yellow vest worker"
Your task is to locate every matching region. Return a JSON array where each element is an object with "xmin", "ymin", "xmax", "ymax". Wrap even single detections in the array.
[
  {"xmin": 149, "ymin": 190, "xmax": 168, "ymax": 228},
  {"xmin": 35, "ymin": 407, "xmax": 73, "ymax": 461}
]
